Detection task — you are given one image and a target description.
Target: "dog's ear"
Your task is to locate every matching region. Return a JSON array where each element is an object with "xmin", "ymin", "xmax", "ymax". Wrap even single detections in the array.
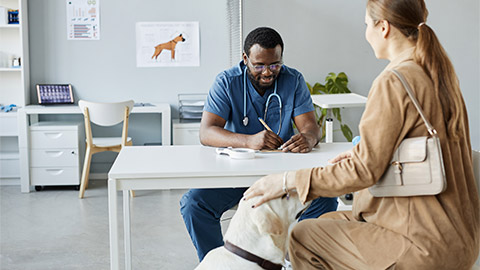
[
  {"xmin": 179, "ymin": 33, "xmax": 182, "ymax": 36},
  {"xmin": 251, "ymin": 204, "xmax": 285, "ymax": 236}
]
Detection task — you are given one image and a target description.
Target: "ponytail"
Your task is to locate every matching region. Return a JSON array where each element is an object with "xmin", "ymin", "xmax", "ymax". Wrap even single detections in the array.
[
  {"xmin": 367, "ymin": 0, "xmax": 463, "ymax": 140},
  {"xmin": 415, "ymin": 23, "xmax": 463, "ymax": 140}
]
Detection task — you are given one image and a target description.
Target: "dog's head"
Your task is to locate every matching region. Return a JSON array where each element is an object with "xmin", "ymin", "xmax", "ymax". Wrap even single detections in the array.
[
  {"xmin": 247, "ymin": 192, "xmax": 311, "ymax": 236},
  {"xmin": 174, "ymin": 34, "xmax": 186, "ymax": 43}
]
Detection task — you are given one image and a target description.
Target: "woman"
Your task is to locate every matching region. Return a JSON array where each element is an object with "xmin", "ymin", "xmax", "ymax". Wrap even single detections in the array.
[{"xmin": 243, "ymin": 0, "xmax": 479, "ymax": 269}]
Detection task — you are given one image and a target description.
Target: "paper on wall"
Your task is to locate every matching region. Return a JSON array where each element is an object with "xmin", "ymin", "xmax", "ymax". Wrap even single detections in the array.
[
  {"xmin": 66, "ymin": 0, "xmax": 100, "ymax": 40},
  {"xmin": 136, "ymin": 21, "xmax": 200, "ymax": 67}
]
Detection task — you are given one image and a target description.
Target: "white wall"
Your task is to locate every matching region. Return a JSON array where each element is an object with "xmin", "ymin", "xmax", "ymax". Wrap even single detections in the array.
[
  {"xmin": 28, "ymin": 0, "xmax": 230, "ymax": 113},
  {"xmin": 28, "ymin": 0, "xmax": 231, "ymax": 172},
  {"xmin": 27, "ymin": 0, "xmax": 479, "ymax": 173},
  {"xmin": 244, "ymin": 0, "xmax": 479, "ymax": 149}
]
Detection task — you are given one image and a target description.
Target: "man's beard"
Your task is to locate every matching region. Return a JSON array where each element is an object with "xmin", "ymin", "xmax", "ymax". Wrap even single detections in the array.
[{"xmin": 246, "ymin": 68, "xmax": 277, "ymax": 93}]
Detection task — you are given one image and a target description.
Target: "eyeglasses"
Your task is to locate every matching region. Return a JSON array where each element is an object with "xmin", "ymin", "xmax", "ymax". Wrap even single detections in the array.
[{"xmin": 246, "ymin": 55, "xmax": 283, "ymax": 73}]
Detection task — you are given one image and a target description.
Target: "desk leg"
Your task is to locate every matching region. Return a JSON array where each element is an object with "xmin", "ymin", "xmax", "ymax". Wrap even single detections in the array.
[
  {"xmin": 123, "ymin": 190, "xmax": 132, "ymax": 270},
  {"xmin": 108, "ymin": 178, "xmax": 120, "ymax": 270}
]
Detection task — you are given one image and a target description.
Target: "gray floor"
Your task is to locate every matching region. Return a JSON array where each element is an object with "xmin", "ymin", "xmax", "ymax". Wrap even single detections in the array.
[{"xmin": 0, "ymin": 181, "xmax": 230, "ymax": 270}]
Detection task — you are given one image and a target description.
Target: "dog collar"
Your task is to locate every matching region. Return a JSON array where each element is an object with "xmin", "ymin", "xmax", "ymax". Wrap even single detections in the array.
[{"xmin": 224, "ymin": 240, "xmax": 284, "ymax": 270}]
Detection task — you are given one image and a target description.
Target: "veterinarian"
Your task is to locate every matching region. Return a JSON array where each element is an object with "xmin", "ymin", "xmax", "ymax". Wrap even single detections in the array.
[
  {"xmin": 180, "ymin": 27, "xmax": 339, "ymax": 261},
  {"xmin": 244, "ymin": 0, "xmax": 480, "ymax": 269}
]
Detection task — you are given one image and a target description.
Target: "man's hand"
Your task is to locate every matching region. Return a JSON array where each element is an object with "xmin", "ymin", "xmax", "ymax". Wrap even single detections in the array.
[
  {"xmin": 280, "ymin": 133, "xmax": 316, "ymax": 153},
  {"xmin": 286, "ymin": 111, "xmax": 320, "ymax": 153},
  {"xmin": 247, "ymin": 130, "xmax": 283, "ymax": 150}
]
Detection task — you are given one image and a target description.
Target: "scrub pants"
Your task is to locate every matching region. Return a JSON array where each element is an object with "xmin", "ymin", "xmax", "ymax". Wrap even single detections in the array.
[{"xmin": 180, "ymin": 187, "xmax": 338, "ymax": 261}]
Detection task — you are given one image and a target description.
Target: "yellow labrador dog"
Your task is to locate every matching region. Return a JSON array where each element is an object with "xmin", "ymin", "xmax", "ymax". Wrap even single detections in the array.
[{"xmin": 195, "ymin": 192, "xmax": 310, "ymax": 270}]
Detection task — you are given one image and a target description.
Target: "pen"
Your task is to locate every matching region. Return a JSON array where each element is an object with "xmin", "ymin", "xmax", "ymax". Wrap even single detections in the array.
[{"xmin": 258, "ymin": 117, "xmax": 273, "ymax": 132}]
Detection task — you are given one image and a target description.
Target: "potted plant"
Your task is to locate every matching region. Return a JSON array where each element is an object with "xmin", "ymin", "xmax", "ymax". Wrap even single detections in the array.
[{"xmin": 307, "ymin": 72, "xmax": 354, "ymax": 142}]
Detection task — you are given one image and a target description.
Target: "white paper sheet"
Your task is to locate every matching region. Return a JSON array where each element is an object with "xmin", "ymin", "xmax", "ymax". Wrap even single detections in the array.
[
  {"xmin": 136, "ymin": 21, "xmax": 200, "ymax": 67},
  {"xmin": 66, "ymin": 0, "xmax": 100, "ymax": 40}
]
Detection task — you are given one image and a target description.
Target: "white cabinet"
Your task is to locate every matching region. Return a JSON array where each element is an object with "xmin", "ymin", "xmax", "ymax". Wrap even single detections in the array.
[
  {"xmin": 0, "ymin": 0, "xmax": 29, "ymax": 183},
  {"xmin": 0, "ymin": 113, "xmax": 19, "ymax": 184},
  {"xmin": 29, "ymin": 122, "xmax": 85, "ymax": 189},
  {"xmin": 173, "ymin": 120, "xmax": 201, "ymax": 145}
]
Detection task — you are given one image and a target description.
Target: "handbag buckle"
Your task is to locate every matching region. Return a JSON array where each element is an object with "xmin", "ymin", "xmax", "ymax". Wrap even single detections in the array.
[{"xmin": 392, "ymin": 161, "xmax": 403, "ymax": 174}]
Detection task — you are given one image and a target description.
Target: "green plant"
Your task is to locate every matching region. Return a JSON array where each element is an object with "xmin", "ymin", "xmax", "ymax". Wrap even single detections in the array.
[{"xmin": 307, "ymin": 72, "xmax": 353, "ymax": 142}]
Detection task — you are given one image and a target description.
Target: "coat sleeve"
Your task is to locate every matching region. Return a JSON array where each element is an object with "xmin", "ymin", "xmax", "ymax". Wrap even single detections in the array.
[{"xmin": 295, "ymin": 71, "xmax": 414, "ymax": 202}]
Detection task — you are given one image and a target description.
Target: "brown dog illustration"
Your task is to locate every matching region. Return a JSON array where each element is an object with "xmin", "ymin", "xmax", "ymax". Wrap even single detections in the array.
[{"xmin": 151, "ymin": 34, "xmax": 186, "ymax": 61}]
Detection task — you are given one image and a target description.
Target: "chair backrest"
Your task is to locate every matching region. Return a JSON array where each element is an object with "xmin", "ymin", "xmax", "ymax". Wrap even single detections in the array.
[{"xmin": 78, "ymin": 100, "xmax": 134, "ymax": 126}]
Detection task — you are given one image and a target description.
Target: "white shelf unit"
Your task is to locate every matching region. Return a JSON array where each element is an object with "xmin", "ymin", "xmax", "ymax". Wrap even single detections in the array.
[{"xmin": 0, "ymin": 0, "xmax": 29, "ymax": 184}]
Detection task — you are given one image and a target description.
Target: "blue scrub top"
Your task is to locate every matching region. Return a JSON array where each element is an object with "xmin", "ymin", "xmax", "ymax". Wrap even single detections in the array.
[{"xmin": 204, "ymin": 61, "xmax": 314, "ymax": 142}]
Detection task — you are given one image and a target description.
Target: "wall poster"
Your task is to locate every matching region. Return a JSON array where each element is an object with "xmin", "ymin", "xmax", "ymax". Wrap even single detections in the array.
[
  {"xmin": 66, "ymin": 0, "xmax": 100, "ymax": 40},
  {"xmin": 136, "ymin": 21, "xmax": 200, "ymax": 67}
]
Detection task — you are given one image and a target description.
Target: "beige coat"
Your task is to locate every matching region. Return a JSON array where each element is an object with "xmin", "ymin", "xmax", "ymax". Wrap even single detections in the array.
[{"xmin": 294, "ymin": 48, "xmax": 479, "ymax": 269}]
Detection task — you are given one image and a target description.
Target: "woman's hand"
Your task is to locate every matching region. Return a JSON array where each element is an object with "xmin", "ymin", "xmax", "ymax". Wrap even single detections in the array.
[
  {"xmin": 328, "ymin": 150, "xmax": 353, "ymax": 164},
  {"xmin": 243, "ymin": 173, "xmax": 285, "ymax": 208}
]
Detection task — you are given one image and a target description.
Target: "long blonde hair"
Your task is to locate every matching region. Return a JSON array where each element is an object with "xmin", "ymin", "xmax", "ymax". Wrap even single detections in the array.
[{"xmin": 367, "ymin": 0, "xmax": 463, "ymax": 139}]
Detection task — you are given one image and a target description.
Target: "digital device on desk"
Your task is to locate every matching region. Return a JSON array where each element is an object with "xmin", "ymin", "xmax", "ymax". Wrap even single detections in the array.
[{"xmin": 36, "ymin": 84, "xmax": 74, "ymax": 105}]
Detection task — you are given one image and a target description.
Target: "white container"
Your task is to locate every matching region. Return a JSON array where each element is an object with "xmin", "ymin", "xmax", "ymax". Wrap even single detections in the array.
[{"xmin": 325, "ymin": 118, "xmax": 333, "ymax": 143}]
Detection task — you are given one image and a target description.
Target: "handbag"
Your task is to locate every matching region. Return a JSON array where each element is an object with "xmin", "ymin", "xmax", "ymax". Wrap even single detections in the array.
[{"xmin": 368, "ymin": 69, "xmax": 447, "ymax": 197}]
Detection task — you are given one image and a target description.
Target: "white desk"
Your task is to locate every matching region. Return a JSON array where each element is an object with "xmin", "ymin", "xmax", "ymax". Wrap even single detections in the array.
[
  {"xmin": 17, "ymin": 103, "xmax": 171, "ymax": 192},
  {"xmin": 108, "ymin": 143, "xmax": 352, "ymax": 270},
  {"xmin": 311, "ymin": 93, "xmax": 367, "ymax": 143}
]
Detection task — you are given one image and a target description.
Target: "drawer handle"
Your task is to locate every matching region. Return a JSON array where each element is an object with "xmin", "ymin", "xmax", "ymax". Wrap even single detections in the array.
[
  {"xmin": 44, "ymin": 132, "xmax": 63, "ymax": 139},
  {"xmin": 45, "ymin": 151, "xmax": 64, "ymax": 157},
  {"xmin": 46, "ymin": 169, "xmax": 64, "ymax": 175}
]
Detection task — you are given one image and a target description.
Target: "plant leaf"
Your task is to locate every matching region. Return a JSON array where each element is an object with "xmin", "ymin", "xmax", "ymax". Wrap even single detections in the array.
[
  {"xmin": 333, "ymin": 108, "xmax": 341, "ymax": 122},
  {"xmin": 306, "ymin": 82, "xmax": 313, "ymax": 94},
  {"xmin": 340, "ymin": 124, "xmax": 353, "ymax": 142},
  {"xmin": 312, "ymin": 83, "xmax": 326, "ymax": 94},
  {"xmin": 321, "ymin": 108, "xmax": 327, "ymax": 117}
]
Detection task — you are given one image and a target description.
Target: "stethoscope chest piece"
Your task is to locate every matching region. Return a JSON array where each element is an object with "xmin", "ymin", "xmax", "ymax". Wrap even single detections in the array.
[{"xmin": 243, "ymin": 116, "xmax": 249, "ymax": 126}]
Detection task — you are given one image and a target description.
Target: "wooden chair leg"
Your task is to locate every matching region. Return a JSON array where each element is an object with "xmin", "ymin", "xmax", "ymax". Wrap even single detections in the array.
[{"xmin": 79, "ymin": 146, "xmax": 93, "ymax": 199}]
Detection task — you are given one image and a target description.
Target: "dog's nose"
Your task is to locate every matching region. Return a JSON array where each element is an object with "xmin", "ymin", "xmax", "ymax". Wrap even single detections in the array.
[{"xmin": 182, "ymin": 38, "xmax": 185, "ymax": 41}]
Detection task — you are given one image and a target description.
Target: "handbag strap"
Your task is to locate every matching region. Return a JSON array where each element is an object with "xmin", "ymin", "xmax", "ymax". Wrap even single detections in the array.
[{"xmin": 391, "ymin": 69, "xmax": 438, "ymax": 136}]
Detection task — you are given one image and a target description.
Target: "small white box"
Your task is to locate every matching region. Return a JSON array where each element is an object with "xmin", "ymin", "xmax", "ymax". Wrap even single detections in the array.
[{"xmin": 0, "ymin": 7, "xmax": 8, "ymax": 25}]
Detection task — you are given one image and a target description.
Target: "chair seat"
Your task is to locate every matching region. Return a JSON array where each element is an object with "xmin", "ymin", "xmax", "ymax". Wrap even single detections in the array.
[{"xmin": 91, "ymin": 137, "xmax": 132, "ymax": 147}]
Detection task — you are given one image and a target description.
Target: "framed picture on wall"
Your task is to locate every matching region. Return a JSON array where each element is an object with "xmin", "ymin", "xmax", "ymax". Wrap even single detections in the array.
[{"xmin": 36, "ymin": 84, "xmax": 74, "ymax": 105}]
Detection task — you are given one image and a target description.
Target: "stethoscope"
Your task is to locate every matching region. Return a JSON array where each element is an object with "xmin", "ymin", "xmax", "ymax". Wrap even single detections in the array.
[{"xmin": 242, "ymin": 67, "xmax": 282, "ymax": 134}]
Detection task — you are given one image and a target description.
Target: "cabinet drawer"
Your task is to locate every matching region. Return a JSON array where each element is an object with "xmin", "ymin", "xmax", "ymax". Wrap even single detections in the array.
[
  {"xmin": 30, "ymin": 167, "xmax": 79, "ymax": 185},
  {"xmin": 30, "ymin": 149, "xmax": 79, "ymax": 167},
  {"xmin": 173, "ymin": 128, "xmax": 200, "ymax": 145},
  {"xmin": 0, "ymin": 158, "xmax": 20, "ymax": 178},
  {"xmin": 30, "ymin": 130, "xmax": 78, "ymax": 149}
]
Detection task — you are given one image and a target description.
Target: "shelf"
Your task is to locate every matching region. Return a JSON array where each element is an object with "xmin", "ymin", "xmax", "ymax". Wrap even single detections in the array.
[
  {"xmin": 0, "ymin": 151, "xmax": 19, "ymax": 160},
  {"xmin": 0, "ymin": 67, "xmax": 22, "ymax": 72},
  {"xmin": 0, "ymin": 111, "xmax": 19, "ymax": 136},
  {"xmin": 0, "ymin": 24, "xmax": 20, "ymax": 29}
]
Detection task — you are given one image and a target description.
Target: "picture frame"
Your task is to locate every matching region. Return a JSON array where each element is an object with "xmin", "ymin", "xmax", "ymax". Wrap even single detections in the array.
[{"xmin": 36, "ymin": 84, "xmax": 74, "ymax": 105}]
